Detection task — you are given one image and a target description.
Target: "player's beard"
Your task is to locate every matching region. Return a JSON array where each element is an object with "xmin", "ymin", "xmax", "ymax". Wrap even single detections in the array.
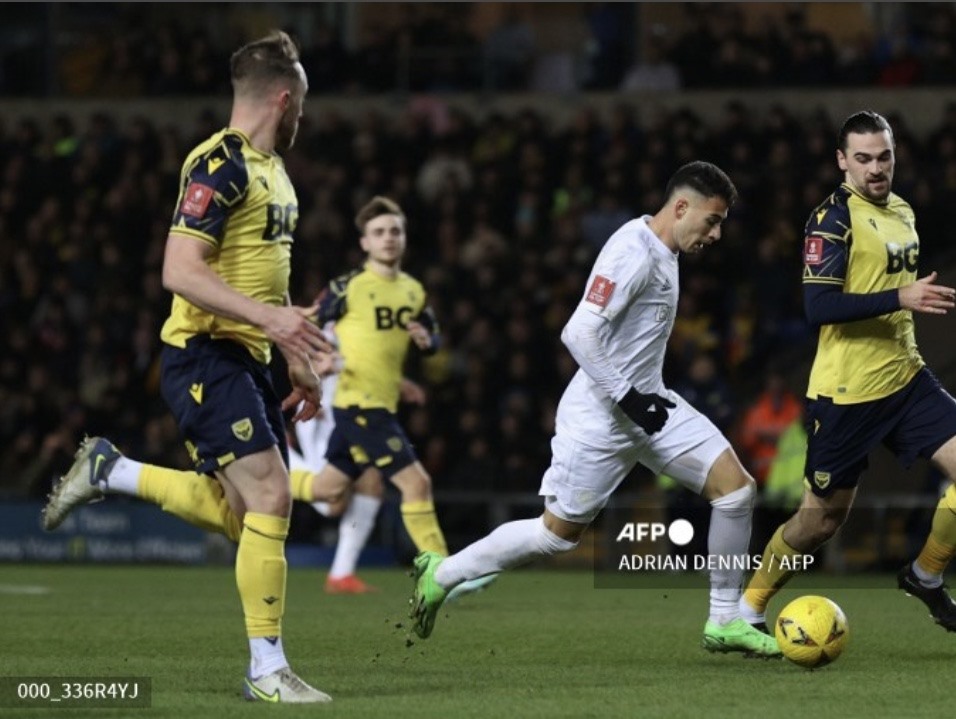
[
  {"xmin": 275, "ymin": 110, "xmax": 298, "ymax": 153},
  {"xmin": 864, "ymin": 177, "xmax": 891, "ymax": 202}
]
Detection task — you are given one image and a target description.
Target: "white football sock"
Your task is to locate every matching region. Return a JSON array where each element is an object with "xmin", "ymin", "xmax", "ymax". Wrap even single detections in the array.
[
  {"xmin": 329, "ymin": 494, "xmax": 381, "ymax": 579},
  {"xmin": 913, "ymin": 560, "xmax": 944, "ymax": 588},
  {"xmin": 707, "ymin": 483, "xmax": 755, "ymax": 624},
  {"xmin": 738, "ymin": 595, "xmax": 765, "ymax": 625},
  {"xmin": 435, "ymin": 516, "xmax": 577, "ymax": 589},
  {"xmin": 249, "ymin": 636, "xmax": 288, "ymax": 679},
  {"xmin": 103, "ymin": 457, "xmax": 143, "ymax": 495}
]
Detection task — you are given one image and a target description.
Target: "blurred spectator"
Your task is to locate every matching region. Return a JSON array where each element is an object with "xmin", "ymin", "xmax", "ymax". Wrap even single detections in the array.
[
  {"xmin": 0, "ymin": 2, "xmax": 949, "ymax": 96},
  {"xmin": 302, "ymin": 20, "xmax": 351, "ymax": 92},
  {"xmin": 353, "ymin": 23, "xmax": 398, "ymax": 92},
  {"xmin": 582, "ymin": 3, "xmax": 633, "ymax": 89},
  {"xmin": 482, "ymin": 5, "xmax": 535, "ymax": 91},
  {"xmin": 763, "ymin": 417, "xmax": 807, "ymax": 512},
  {"xmin": 672, "ymin": 353, "xmax": 736, "ymax": 435},
  {"xmin": 620, "ymin": 36, "xmax": 681, "ymax": 93},
  {"xmin": 738, "ymin": 369, "xmax": 803, "ymax": 488}
]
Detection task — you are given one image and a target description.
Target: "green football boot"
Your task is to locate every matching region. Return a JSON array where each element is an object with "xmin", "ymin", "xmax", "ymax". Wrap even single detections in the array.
[
  {"xmin": 702, "ymin": 617, "xmax": 782, "ymax": 658},
  {"xmin": 409, "ymin": 551, "xmax": 448, "ymax": 639}
]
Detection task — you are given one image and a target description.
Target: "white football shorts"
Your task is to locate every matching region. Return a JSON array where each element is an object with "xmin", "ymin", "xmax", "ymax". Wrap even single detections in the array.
[{"xmin": 539, "ymin": 393, "xmax": 729, "ymax": 524}]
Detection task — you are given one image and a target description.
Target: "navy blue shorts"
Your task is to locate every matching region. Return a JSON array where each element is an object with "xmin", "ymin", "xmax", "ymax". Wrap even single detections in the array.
[
  {"xmin": 325, "ymin": 406, "xmax": 417, "ymax": 479},
  {"xmin": 160, "ymin": 336, "xmax": 288, "ymax": 474},
  {"xmin": 804, "ymin": 368, "xmax": 956, "ymax": 496}
]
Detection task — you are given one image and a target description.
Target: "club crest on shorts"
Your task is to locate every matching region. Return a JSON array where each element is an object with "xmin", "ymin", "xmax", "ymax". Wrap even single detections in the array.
[
  {"xmin": 813, "ymin": 471, "xmax": 831, "ymax": 490},
  {"xmin": 231, "ymin": 418, "xmax": 254, "ymax": 442}
]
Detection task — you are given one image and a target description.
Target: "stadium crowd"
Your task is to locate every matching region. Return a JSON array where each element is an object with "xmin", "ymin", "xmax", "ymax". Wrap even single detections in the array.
[
  {"xmin": 4, "ymin": 4, "xmax": 956, "ymax": 96},
  {"xmin": 4, "ymin": 97, "xmax": 956, "ymax": 518}
]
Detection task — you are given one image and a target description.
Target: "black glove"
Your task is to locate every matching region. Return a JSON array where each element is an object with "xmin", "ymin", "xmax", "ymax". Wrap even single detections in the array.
[{"xmin": 617, "ymin": 388, "xmax": 676, "ymax": 435}]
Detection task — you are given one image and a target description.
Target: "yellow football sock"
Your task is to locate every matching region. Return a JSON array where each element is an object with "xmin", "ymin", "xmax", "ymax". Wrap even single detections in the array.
[
  {"xmin": 743, "ymin": 524, "xmax": 801, "ymax": 614},
  {"xmin": 138, "ymin": 465, "xmax": 241, "ymax": 542},
  {"xmin": 400, "ymin": 500, "xmax": 448, "ymax": 555},
  {"xmin": 916, "ymin": 484, "xmax": 956, "ymax": 575},
  {"xmin": 289, "ymin": 468, "xmax": 314, "ymax": 502},
  {"xmin": 237, "ymin": 512, "xmax": 289, "ymax": 638}
]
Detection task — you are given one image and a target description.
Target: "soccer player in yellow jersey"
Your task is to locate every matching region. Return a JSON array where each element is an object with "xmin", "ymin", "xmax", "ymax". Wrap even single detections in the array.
[
  {"xmin": 739, "ymin": 110, "xmax": 956, "ymax": 635},
  {"xmin": 289, "ymin": 196, "xmax": 496, "ymax": 599},
  {"xmin": 42, "ymin": 32, "xmax": 334, "ymax": 703}
]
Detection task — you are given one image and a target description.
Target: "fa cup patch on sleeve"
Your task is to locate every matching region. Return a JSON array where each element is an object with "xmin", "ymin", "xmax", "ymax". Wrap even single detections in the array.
[
  {"xmin": 804, "ymin": 236, "xmax": 824, "ymax": 265},
  {"xmin": 180, "ymin": 182, "xmax": 215, "ymax": 218},
  {"xmin": 585, "ymin": 275, "xmax": 616, "ymax": 308}
]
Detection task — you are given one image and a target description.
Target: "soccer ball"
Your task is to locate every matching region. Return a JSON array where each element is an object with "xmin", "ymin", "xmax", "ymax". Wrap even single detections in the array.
[{"xmin": 774, "ymin": 595, "xmax": 849, "ymax": 669}]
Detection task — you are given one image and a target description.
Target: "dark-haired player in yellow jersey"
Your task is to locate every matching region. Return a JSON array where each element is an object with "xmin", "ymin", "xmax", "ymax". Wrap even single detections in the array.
[
  {"xmin": 740, "ymin": 110, "xmax": 956, "ymax": 635},
  {"xmin": 290, "ymin": 196, "xmax": 496, "ymax": 599},
  {"xmin": 41, "ymin": 31, "xmax": 333, "ymax": 702}
]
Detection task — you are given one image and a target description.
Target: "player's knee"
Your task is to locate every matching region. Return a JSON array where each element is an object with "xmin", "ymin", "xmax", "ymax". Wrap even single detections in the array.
[
  {"xmin": 324, "ymin": 498, "xmax": 348, "ymax": 517},
  {"xmin": 249, "ymin": 480, "xmax": 292, "ymax": 516},
  {"xmin": 701, "ymin": 449, "xmax": 756, "ymax": 501},
  {"xmin": 354, "ymin": 470, "xmax": 385, "ymax": 498},
  {"xmin": 536, "ymin": 516, "xmax": 580, "ymax": 555},
  {"xmin": 392, "ymin": 466, "xmax": 432, "ymax": 501},
  {"xmin": 710, "ymin": 475, "xmax": 756, "ymax": 511}
]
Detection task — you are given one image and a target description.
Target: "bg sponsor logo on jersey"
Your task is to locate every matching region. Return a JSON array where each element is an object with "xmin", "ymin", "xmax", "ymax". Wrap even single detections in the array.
[
  {"xmin": 886, "ymin": 241, "xmax": 918, "ymax": 274},
  {"xmin": 263, "ymin": 203, "xmax": 298, "ymax": 241},
  {"xmin": 375, "ymin": 306, "xmax": 414, "ymax": 330}
]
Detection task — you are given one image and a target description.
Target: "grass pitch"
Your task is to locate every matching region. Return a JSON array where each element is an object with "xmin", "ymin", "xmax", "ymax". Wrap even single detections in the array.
[{"xmin": 1, "ymin": 564, "xmax": 951, "ymax": 718}]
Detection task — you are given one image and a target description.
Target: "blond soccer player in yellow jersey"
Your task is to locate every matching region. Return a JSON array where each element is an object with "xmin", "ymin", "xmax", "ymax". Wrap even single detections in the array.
[
  {"xmin": 739, "ymin": 110, "xmax": 956, "ymax": 636},
  {"xmin": 287, "ymin": 322, "xmax": 429, "ymax": 595},
  {"xmin": 289, "ymin": 196, "xmax": 496, "ymax": 599},
  {"xmin": 41, "ymin": 31, "xmax": 335, "ymax": 703}
]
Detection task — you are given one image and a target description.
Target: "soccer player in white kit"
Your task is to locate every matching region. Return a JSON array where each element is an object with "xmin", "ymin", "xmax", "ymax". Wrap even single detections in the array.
[{"xmin": 410, "ymin": 161, "xmax": 780, "ymax": 657}]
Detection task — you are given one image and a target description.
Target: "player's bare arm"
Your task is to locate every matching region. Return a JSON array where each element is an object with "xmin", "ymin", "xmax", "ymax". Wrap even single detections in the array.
[
  {"xmin": 162, "ymin": 233, "xmax": 332, "ymax": 359},
  {"xmin": 898, "ymin": 271, "xmax": 956, "ymax": 314}
]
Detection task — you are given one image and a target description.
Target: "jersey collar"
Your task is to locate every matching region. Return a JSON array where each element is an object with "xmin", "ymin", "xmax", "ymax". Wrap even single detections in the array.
[{"xmin": 841, "ymin": 182, "xmax": 891, "ymax": 208}]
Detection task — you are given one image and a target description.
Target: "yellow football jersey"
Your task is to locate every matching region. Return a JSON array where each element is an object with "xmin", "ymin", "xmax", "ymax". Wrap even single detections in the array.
[
  {"xmin": 160, "ymin": 128, "xmax": 298, "ymax": 364},
  {"xmin": 803, "ymin": 183, "xmax": 923, "ymax": 403},
  {"xmin": 319, "ymin": 266, "xmax": 437, "ymax": 412}
]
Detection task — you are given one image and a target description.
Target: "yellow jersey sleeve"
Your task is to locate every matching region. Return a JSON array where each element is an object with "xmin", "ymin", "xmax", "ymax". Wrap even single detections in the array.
[{"xmin": 161, "ymin": 129, "xmax": 297, "ymax": 365}]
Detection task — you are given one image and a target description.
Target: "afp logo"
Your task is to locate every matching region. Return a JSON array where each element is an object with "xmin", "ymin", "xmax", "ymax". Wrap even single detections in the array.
[{"xmin": 616, "ymin": 520, "xmax": 694, "ymax": 545}]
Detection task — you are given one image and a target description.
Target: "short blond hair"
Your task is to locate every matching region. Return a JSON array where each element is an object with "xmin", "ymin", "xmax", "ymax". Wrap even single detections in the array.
[
  {"xmin": 230, "ymin": 30, "xmax": 301, "ymax": 95},
  {"xmin": 355, "ymin": 196, "xmax": 406, "ymax": 233}
]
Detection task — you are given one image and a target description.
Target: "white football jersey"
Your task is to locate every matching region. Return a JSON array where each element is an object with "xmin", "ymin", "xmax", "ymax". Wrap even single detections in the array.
[
  {"xmin": 293, "ymin": 371, "xmax": 338, "ymax": 472},
  {"xmin": 557, "ymin": 216, "xmax": 679, "ymax": 438},
  {"xmin": 292, "ymin": 323, "xmax": 339, "ymax": 472}
]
